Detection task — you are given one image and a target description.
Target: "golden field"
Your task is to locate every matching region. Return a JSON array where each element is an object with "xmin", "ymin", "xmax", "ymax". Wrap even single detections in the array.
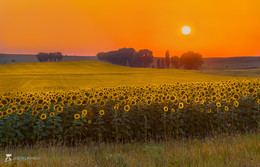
[
  {"xmin": 0, "ymin": 61, "xmax": 259, "ymax": 144},
  {"xmin": 0, "ymin": 61, "xmax": 252, "ymax": 93},
  {"xmin": 0, "ymin": 61, "xmax": 260, "ymax": 166}
]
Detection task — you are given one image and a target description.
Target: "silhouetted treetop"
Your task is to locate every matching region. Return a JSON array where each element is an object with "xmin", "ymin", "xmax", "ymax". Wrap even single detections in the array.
[
  {"xmin": 97, "ymin": 48, "xmax": 153, "ymax": 68},
  {"xmin": 180, "ymin": 51, "xmax": 203, "ymax": 70}
]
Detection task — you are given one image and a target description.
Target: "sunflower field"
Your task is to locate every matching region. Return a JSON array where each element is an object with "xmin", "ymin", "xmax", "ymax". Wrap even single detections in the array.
[{"xmin": 0, "ymin": 79, "xmax": 260, "ymax": 145}]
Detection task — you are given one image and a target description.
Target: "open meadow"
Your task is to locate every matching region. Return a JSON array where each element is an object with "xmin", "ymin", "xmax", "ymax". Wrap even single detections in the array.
[{"xmin": 0, "ymin": 61, "xmax": 260, "ymax": 166}]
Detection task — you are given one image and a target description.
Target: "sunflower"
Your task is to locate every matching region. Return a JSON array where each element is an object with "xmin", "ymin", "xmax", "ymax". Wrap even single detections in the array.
[
  {"xmin": 170, "ymin": 95, "xmax": 176, "ymax": 101},
  {"xmin": 146, "ymin": 100, "xmax": 152, "ymax": 106},
  {"xmin": 200, "ymin": 108, "xmax": 204, "ymax": 113},
  {"xmin": 0, "ymin": 111, "xmax": 3, "ymax": 118},
  {"xmin": 233, "ymin": 94, "xmax": 240, "ymax": 100},
  {"xmin": 24, "ymin": 105, "xmax": 30, "ymax": 111},
  {"xmin": 131, "ymin": 100, "xmax": 136, "ymax": 105},
  {"xmin": 211, "ymin": 96, "xmax": 217, "ymax": 102},
  {"xmin": 54, "ymin": 105, "xmax": 59, "ymax": 110},
  {"xmin": 99, "ymin": 110, "xmax": 105, "ymax": 116},
  {"xmin": 194, "ymin": 97, "xmax": 199, "ymax": 103},
  {"xmin": 216, "ymin": 102, "xmax": 221, "ymax": 108},
  {"xmin": 40, "ymin": 113, "xmax": 47, "ymax": 120},
  {"xmin": 243, "ymin": 92, "xmax": 247, "ymax": 97},
  {"xmin": 248, "ymin": 88, "xmax": 255, "ymax": 93},
  {"xmin": 57, "ymin": 106, "xmax": 63, "ymax": 112},
  {"xmin": 233, "ymin": 101, "xmax": 239, "ymax": 107},
  {"xmin": 90, "ymin": 99, "xmax": 96, "ymax": 105},
  {"xmin": 7, "ymin": 108, "xmax": 12, "ymax": 114},
  {"xmin": 11, "ymin": 106, "xmax": 17, "ymax": 112},
  {"xmin": 257, "ymin": 99, "xmax": 260, "ymax": 105},
  {"xmin": 82, "ymin": 109, "xmax": 87, "ymax": 117},
  {"xmin": 32, "ymin": 110, "xmax": 39, "ymax": 116},
  {"xmin": 50, "ymin": 112, "xmax": 55, "ymax": 117},
  {"xmin": 124, "ymin": 105, "xmax": 130, "ymax": 112},
  {"xmin": 179, "ymin": 102, "xmax": 184, "ymax": 109},
  {"xmin": 43, "ymin": 105, "xmax": 49, "ymax": 110},
  {"xmin": 88, "ymin": 120, "xmax": 92, "ymax": 124},
  {"xmin": 38, "ymin": 99, "xmax": 44, "ymax": 105},
  {"xmin": 100, "ymin": 100, "xmax": 105, "ymax": 106},
  {"xmin": 207, "ymin": 109, "xmax": 212, "ymax": 114},
  {"xmin": 19, "ymin": 100, "xmax": 26, "ymax": 105},
  {"xmin": 17, "ymin": 109, "xmax": 24, "ymax": 115},
  {"xmin": 74, "ymin": 114, "xmax": 80, "ymax": 119},
  {"xmin": 225, "ymin": 106, "xmax": 229, "ymax": 111},
  {"xmin": 163, "ymin": 106, "xmax": 168, "ymax": 112},
  {"xmin": 171, "ymin": 108, "xmax": 175, "ymax": 112},
  {"xmin": 0, "ymin": 104, "xmax": 4, "ymax": 109},
  {"xmin": 114, "ymin": 104, "xmax": 119, "ymax": 110},
  {"xmin": 251, "ymin": 93, "xmax": 257, "ymax": 99},
  {"xmin": 200, "ymin": 100, "xmax": 205, "ymax": 105}
]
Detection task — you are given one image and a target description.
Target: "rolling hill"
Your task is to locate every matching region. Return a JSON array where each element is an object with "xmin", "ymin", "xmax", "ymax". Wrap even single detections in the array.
[{"xmin": 0, "ymin": 61, "xmax": 252, "ymax": 93}]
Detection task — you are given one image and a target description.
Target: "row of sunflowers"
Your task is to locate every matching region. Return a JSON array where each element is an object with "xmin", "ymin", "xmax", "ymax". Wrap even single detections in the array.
[{"xmin": 0, "ymin": 79, "xmax": 259, "ymax": 144}]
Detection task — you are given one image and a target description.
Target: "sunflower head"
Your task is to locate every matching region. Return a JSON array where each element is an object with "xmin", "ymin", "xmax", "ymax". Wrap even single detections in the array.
[
  {"xmin": 163, "ymin": 106, "xmax": 168, "ymax": 112},
  {"xmin": 82, "ymin": 109, "xmax": 87, "ymax": 117},
  {"xmin": 99, "ymin": 110, "xmax": 105, "ymax": 116},
  {"xmin": 74, "ymin": 114, "xmax": 80, "ymax": 119},
  {"xmin": 40, "ymin": 113, "xmax": 47, "ymax": 120},
  {"xmin": 124, "ymin": 105, "xmax": 130, "ymax": 112}
]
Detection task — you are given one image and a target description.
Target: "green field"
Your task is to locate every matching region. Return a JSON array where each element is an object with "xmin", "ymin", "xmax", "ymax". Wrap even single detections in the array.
[{"xmin": 0, "ymin": 61, "xmax": 252, "ymax": 93}]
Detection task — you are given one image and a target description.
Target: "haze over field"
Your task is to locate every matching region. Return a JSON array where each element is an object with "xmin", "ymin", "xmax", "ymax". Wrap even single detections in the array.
[{"xmin": 1, "ymin": 0, "xmax": 260, "ymax": 57}]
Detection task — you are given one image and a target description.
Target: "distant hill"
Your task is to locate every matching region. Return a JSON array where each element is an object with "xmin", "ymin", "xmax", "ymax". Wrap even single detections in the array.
[
  {"xmin": 153, "ymin": 56, "xmax": 260, "ymax": 70},
  {"xmin": 1, "ymin": 54, "xmax": 259, "ymax": 70},
  {"xmin": 202, "ymin": 57, "xmax": 260, "ymax": 70},
  {"xmin": 0, "ymin": 54, "xmax": 97, "ymax": 64}
]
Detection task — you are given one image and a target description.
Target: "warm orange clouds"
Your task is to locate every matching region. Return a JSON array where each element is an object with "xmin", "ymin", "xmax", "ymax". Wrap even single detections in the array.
[{"xmin": 1, "ymin": 0, "xmax": 260, "ymax": 57}]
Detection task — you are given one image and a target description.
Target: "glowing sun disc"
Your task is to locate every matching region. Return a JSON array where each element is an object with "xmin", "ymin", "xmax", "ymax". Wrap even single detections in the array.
[{"xmin": 182, "ymin": 26, "xmax": 191, "ymax": 35}]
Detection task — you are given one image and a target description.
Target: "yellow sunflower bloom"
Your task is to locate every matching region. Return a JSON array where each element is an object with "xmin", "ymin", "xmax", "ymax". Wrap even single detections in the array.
[
  {"xmin": 40, "ymin": 113, "xmax": 47, "ymax": 120},
  {"xmin": 99, "ymin": 110, "xmax": 105, "ymax": 116},
  {"xmin": 124, "ymin": 105, "xmax": 130, "ymax": 112},
  {"xmin": 74, "ymin": 114, "xmax": 80, "ymax": 119}
]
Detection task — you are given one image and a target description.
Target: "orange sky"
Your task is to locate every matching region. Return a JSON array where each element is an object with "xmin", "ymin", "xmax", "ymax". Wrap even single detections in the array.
[{"xmin": 1, "ymin": 0, "xmax": 260, "ymax": 57}]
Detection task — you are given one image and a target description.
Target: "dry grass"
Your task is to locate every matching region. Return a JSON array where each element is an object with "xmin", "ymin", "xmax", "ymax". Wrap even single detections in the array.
[{"xmin": 0, "ymin": 133, "xmax": 259, "ymax": 167}]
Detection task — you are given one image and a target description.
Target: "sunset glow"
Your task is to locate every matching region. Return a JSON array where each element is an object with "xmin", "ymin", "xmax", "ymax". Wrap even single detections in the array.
[{"xmin": 1, "ymin": 0, "xmax": 260, "ymax": 57}]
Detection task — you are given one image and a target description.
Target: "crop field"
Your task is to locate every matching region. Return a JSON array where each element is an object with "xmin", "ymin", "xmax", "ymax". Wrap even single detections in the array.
[
  {"xmin": 0, "ymin": 61, "xmax": 260, "ymax": 166},
  {"xmin": 0, "ymin": 61, "xmax": 251, "ymax": 93},
  {"xmin": 0, "ymin": 61, "xmax": 260, "ymax": 144}
]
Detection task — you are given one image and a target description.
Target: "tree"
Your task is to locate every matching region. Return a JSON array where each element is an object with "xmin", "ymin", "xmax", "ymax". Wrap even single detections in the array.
[
  {"xmin": 161, "ymin": 58, "xmax": 165, "ymax": 69},
  {"xmin": 36, "ymin": 52, "xmax": 63, "ymax": 62},
  {"xmin": 156, "ymin": 58, "xmax": 161, "ymax": 69},
  {"xmin": 171, "ymin": 56, "xmax": 180, "ymax": 69},
  {"xmin": 180, "ymin": 51, "xmax": 203, "ymax": 70},
  {"xmin": 97, "ymin": 48, "xmax": 154, "ymax": 68},
  {"xmin": 165, "ymin": 50, "xmax": 170, "ymax": 69}
]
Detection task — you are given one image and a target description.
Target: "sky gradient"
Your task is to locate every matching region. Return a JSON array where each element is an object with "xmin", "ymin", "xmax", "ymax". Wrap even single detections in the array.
[{"xmin": 1, "ymin": 0, "xmax": 260, "ymax": 57}]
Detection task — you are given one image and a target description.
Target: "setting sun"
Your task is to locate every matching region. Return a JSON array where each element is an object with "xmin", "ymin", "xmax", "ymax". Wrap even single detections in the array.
[{"xmin": 182, "ymin": 26, "xmax": 191, "ymax": 35}]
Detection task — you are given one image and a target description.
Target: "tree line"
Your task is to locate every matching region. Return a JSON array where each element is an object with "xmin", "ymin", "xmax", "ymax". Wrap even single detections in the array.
[
  {"xmin": 97, "ymin": 48, "xmax": 153, "ymax": 67},
  {"xmin": 158, "ymin": 50, "xmax": 203, "ymax": 70},
  {"xmin": 36, "ymin": 52, "xmax": 63, "ymax": 62},
  {"xmin": 97, "ymin": 48, "xmax": 203, "ymax": 70}
]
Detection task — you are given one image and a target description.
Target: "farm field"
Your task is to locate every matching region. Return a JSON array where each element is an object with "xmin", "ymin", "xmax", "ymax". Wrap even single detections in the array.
[
  {"xmin": 0, "ymin": 60, "xmax": 253, "ymax": 93},
  {"xmin": 0, "ymin": 61, "xmax": 260, "ymax": 166}
]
